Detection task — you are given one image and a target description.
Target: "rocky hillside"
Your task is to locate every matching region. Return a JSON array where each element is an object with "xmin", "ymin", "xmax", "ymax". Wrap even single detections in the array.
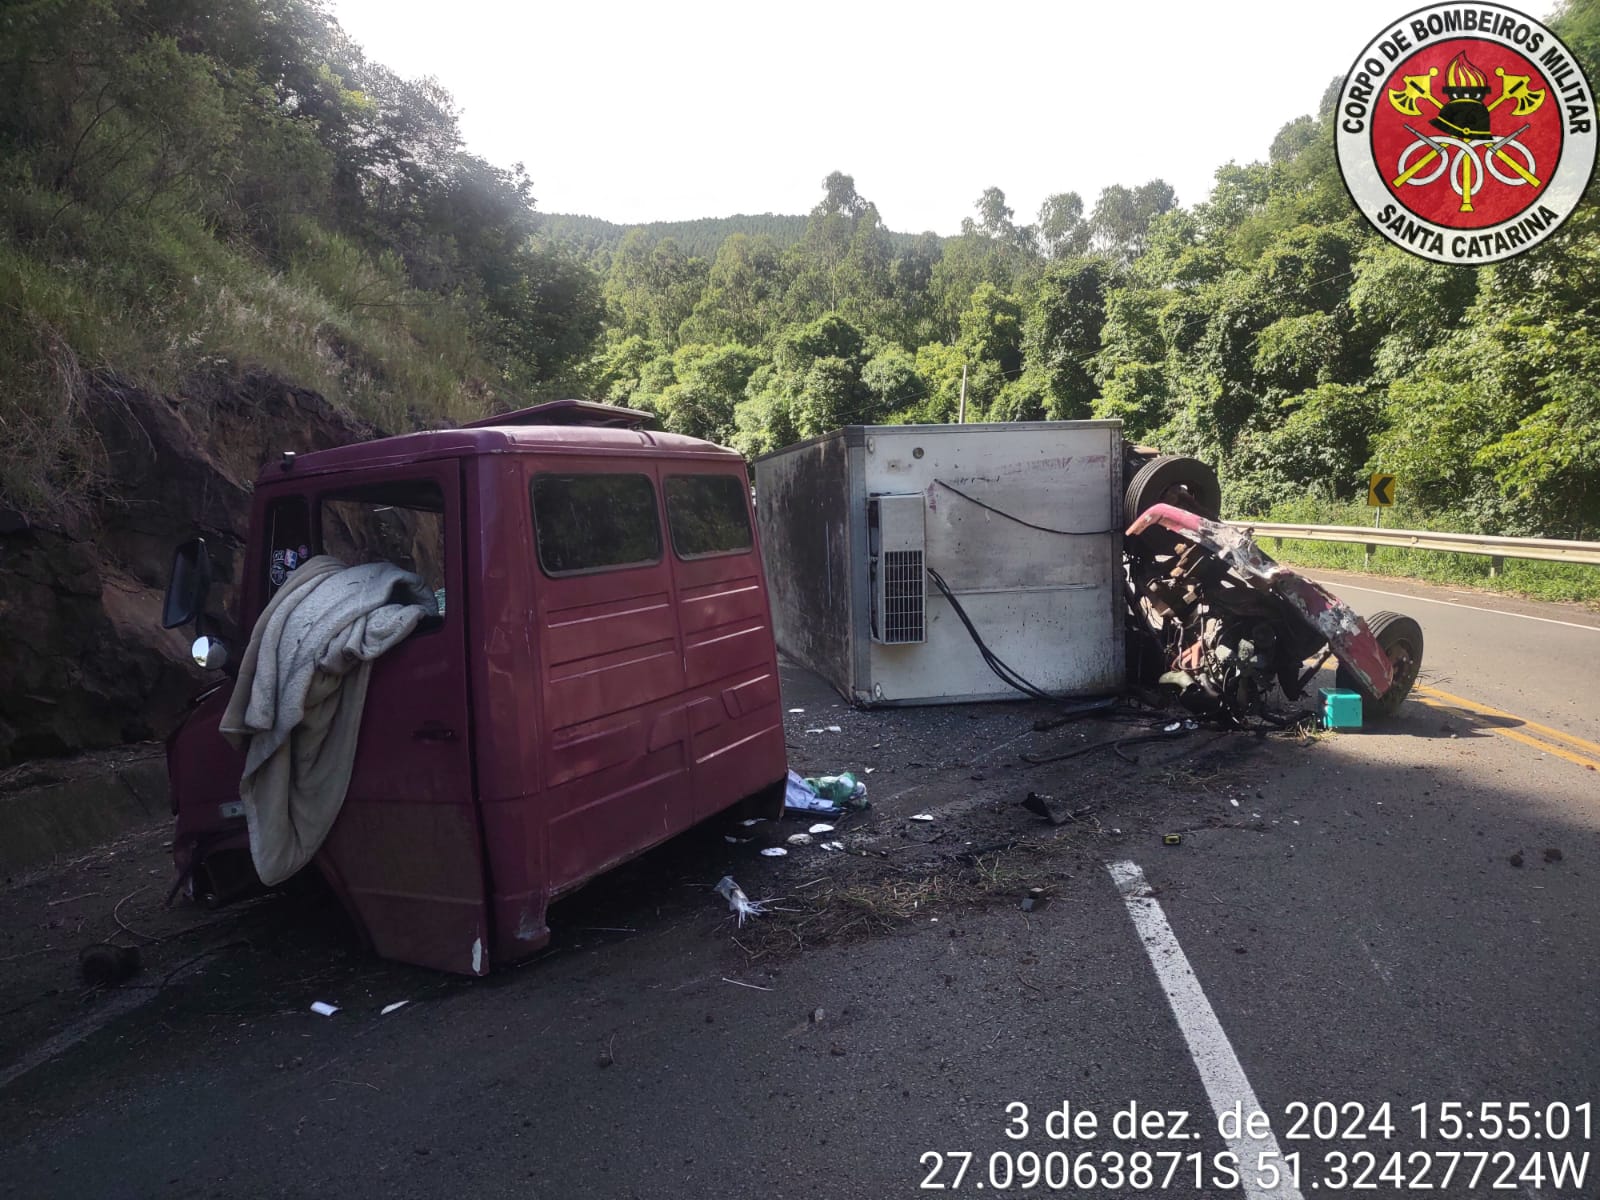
[{"xmin": 0, "ymin": 373, "xmax": 374, "ymax": 765}]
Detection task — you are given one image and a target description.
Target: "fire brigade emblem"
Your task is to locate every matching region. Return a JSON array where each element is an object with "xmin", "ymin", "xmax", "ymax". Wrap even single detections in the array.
[{"xmin": 1335, "ymin": 2, "xmax": 1595, "ymax": 264}]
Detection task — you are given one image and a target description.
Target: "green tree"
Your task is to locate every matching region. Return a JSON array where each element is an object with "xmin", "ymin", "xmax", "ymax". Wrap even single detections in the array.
[
  {"xmin": 653, "ymin": 343, "xmax": 764, "ymax": 443},
  {"xmin": 1088, "ymin": 180, "xmax": 1176, "ymax": 263},
  {"xmin": 681, "ymin": 233, "xmax": 786, "ymax": 346},
  {"xmin": 1025, "ymin": 258, "xmax": 1120, "ymax": 419},
  {"xmin": 1038, "ymin": 192, "xmax": 1089, "ymax": 259},
  {"xmin": 604, "ymin": 231, "xmax": 706, "ymax": 346}
]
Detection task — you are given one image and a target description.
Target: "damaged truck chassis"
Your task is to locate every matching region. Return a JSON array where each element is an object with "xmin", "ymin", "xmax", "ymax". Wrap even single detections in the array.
[{"xmin": 1125, "ymin": 502, "xmax": 1423, "ymax": 726}]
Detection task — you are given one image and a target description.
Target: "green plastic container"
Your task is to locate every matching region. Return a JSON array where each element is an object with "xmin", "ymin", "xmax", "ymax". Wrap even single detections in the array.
[{"xmin": 1320, "ymin": 688, "xmax": 1363, "ymax": 729}]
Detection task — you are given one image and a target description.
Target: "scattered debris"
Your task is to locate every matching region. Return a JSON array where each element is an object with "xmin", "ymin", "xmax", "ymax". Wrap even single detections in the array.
[
  {"xmin": 1021, "ymin": 792, "xmax": 1067, "ymax": 826},
  {"xmin": 808, "ymin": 823, "xmax": 835, "ymax": 835},
  {"xmin": 809, "ymin": 772, "xmax": 868, "ymax": 805},
  {"xmin": 1163, "ymin": 833, "xmax": 1183, "ymax": 846},
  {"xmin": 739, "ymin": 818, "xmax": 767, "ymax": 827},
  {"xmin": 1023, "ymin": 725, "xmax": 1190, "ymax": 767},
  {"xmin": 760, "ymin": 847, "xmax": 788, "ymax": 858},
  {"xmin": 721, "ymin": 977, "xmax": 772, "ymax": 992},
  {"xmin": 1509, "ymin": 851, "xmax": 1525, "ymax": 868},
  {"xmin": 380, "ymin": 1001, "xmax": 410, "ymax": 1016},
  {"xmin": 786, "ymin": 833, "xmax": 814, "ymax": 847},
  {"xmin": 789, "ymin": 708, "xmax": 805, "ymax": 713},
  {"xmin": 309, "ymin": 1001, "xmax": 340, "ymax": 1017},
  {"xmin": 78, "ymin": 943, "xmax": 140, "ymax": 987},
  {"xmin": 826, "ymin": 725, "xmax": 842, "ymax": 733},
  {"xmin": 909, "ymin": 813, "xmax": 934, "ymax": 822},
  {"xmin": 810, "ymin": 1007, "xmax": 826, "ymax": 1024},
  {"xmin": 784, "ymin": 771, "xmax": 842, "ymax": 816},
  {"xmin": 1544, "ymin": 847, "xmax": 1563, "ymax": 863},
  {"xmin": 714, "ymin": 876, "xmax": 772, "ymax": 925}
]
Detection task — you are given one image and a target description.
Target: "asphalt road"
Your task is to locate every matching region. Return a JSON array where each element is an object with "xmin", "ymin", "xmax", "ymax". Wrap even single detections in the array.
[
  {"xmin": 2, "ymin": 572, "xmax": 1597, "ymax": 1199},
  {"xmin": 1307, "ymin": 567, "xmax": 1600, "ymax": 749}
]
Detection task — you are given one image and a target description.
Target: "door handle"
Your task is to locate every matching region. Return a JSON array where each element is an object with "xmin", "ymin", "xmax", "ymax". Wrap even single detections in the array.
[{"xmin": 413, "ymin": 722, "xmax": 457, "ymax": 742}]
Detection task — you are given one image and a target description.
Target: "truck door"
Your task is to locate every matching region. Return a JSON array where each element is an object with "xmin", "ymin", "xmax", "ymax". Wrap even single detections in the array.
[
  {"xmin": 527, "ymin": 462, "xmax": 691, "ymax": 891},
  {"xmin": 662, "ymin": 469, "xmax": 787, "ymax": 823},
  {"xmin": 311, "ymin": 467, "xmax": 491, "ymax": 975}
]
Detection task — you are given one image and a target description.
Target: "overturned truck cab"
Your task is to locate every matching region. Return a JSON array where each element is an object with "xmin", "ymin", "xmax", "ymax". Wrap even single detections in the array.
[{"xmin": 161, "ymin": 402, "xmax": 788, "ymax": 975}]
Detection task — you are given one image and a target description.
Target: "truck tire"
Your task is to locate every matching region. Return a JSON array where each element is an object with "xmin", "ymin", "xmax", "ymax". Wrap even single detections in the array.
[
  {"xmin": 1337, "ymin": 610, "xmax": 1423, "ymax": 719},
  {"xmin": 1124, "ymin": 455, "xmax": 1222, "ymax": 526}
]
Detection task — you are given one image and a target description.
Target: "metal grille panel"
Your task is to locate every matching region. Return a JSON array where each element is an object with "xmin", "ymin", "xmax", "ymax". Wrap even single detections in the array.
[{"xmin": 880, "ymin": 550, "xmax": 925, "ymax": 643}]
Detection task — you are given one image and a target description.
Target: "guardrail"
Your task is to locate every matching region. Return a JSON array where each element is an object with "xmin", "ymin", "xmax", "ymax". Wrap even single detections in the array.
[{"xmin": 1229, "ymin": 521, "xmax": 1600, "ymax": 571}]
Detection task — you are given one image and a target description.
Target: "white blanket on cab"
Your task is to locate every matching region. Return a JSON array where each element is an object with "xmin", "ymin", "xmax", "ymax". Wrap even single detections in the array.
[{"xmin": 219, "ymin": 556, "xmax": 435, "ymax": 885}]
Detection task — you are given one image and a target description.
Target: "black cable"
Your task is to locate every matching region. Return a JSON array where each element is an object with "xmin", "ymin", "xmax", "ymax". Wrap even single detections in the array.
[
  {"xmin": 933, "ymin": 479, "xmax": 1113, "ymax": 536},
  {"xmin": 925, "ymin": 566, "xmax": 1124, "ymax": 709},
  {"xmin": 925, "ymin": 566, "xmax": 1052, "ymax": 700},
  {"xmin": 1022, "ymin": 727, "xmax": 1189, "ymax": 767}
]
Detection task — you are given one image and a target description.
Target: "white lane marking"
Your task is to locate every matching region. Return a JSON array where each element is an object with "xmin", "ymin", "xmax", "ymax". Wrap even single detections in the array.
[
  {"xmin": 1311, "ymin": 579, "xmax": 1600, "ymax": 633},
  {"xmin": 0, "ymin": 985, "xmax": 158, "ymax": 1093},
  {"xmin": 0, "ymin": 950, "xmax": 216, "ymax": 1093},
  {"xmin": 1109, "ymin": 861, "xmax": 1304, "ymax": 1200}
]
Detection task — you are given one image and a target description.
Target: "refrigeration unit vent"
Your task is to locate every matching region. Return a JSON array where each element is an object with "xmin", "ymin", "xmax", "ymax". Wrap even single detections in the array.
[
  {"xmin": 879, "ymin": 551, "xmax": 925, "ymax": 643},
  {"xmin": 871, "ymin": 494, "xmax": 926, "ymax": 644}
]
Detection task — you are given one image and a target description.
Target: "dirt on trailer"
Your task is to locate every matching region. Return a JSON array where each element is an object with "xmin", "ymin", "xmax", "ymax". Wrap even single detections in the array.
[{"xmin": 0, "ymin": 658, "xmax": 1315, "ymax": 1078}]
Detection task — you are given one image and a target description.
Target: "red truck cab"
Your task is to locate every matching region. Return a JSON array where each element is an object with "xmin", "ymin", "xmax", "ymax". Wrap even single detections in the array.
[{"xmin": 163, "ymin": 402, "xmax": 788, "ymax": 974}]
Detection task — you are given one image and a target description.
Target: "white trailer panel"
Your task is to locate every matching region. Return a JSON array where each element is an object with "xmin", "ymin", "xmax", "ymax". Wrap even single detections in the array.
[{"xmin": 755, "ymin": 421, "xmax": 1123, "ymax": 706}]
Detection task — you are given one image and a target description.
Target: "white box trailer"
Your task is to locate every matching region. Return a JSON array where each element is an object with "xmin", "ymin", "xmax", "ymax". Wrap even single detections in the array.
[{"xmin": 754, "ymin": 421, "xmax": 1124, "ymax": 706}]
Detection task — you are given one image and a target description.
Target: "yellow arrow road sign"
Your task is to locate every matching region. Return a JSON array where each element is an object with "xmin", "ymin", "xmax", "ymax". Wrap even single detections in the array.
[{"xmin": 1368, "ymin": 473, "xmax": 1396, "ymax": 506}]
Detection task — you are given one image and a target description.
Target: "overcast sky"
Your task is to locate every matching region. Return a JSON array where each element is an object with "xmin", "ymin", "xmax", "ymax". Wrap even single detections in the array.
[{"xmin": 325, "ymin": 0, "xmax": 1451, "ymax": 234}]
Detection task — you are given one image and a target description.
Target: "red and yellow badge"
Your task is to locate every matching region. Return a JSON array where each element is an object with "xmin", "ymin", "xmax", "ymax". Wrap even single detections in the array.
[{"xmin": 1336, "ymin": 2, "xmax": 1595, "ymax": 263}]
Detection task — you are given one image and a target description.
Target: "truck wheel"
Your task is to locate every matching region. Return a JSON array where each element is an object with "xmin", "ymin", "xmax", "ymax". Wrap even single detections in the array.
[
  {"xmin": 1337, "ymin": 611, "xmax": 1423, "ymax": 719},
  {"xmin": 1124, "ymin": 455, "xmax": 1222, "ymax": 525}
]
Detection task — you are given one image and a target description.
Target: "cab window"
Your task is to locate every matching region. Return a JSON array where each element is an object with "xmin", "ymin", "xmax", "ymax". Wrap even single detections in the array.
[{"xmin": 319, "ymin": 480, "xmax": 448, "ymax": 612}]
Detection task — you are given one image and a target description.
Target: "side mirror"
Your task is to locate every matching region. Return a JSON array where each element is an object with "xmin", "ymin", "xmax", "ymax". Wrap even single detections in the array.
[
  {"xmin": 162, "ymin": 538, "xmax": 212, "ymax": 630},
  {"xmin": 191, "ymin": 635, "xmax": 229, "ymax": 671}
]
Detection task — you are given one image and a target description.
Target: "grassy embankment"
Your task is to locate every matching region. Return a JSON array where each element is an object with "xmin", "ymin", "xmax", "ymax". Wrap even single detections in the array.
[
  {"xmin": 0, "ymin": 192, "xmax": 493, "ymax": 517},
  {"xmin": 1245, "ymin": 498, "xmax": 1600, "ymax": 607}
]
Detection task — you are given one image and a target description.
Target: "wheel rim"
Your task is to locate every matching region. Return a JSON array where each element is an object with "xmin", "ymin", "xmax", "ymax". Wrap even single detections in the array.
[{"xmin": 1384, "ymin": 640, "xmax": 1420, "ymax": 700}]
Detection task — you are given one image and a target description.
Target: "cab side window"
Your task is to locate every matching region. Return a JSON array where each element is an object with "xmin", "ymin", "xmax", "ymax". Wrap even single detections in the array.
[
  {"xmin": 531, "ymin": 473, "xmax": 661, "ymax": 575},
  {"xmin": 318, "ymin": 480, "xmax": 448, "ymax": 613}
]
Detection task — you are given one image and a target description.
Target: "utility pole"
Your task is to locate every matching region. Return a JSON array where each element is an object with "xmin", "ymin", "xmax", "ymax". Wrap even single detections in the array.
[{"xmin": 958, "ymin": 363, "xmax": 968, "ymax": 424}]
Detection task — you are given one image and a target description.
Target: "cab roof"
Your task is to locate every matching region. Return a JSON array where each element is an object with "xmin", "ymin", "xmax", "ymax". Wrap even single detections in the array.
[{"xmin": 257, "ymin": 401, "xmax": 740, "ymax": 484}]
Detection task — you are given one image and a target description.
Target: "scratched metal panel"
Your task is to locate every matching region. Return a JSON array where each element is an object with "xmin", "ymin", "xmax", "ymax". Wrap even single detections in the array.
[
  {"xmin": 862, "ymin": 423, "xmax": 1123, "ymax": 703},
  {"xmin": 752, "ymin": 430, "xmax": 856, "ymax": 697}
]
